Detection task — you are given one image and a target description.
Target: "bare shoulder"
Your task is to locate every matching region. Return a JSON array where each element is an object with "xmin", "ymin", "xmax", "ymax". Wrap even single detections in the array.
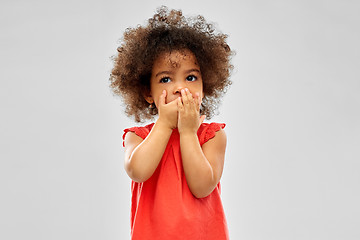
[
  {"xmin": 124, "ymin": 131, "xmax": 143, "ymax": 149},
  {"xmin": 123, "ymin": 131, "xmax": 144, "ymax": 173},
  {"xmin": 202, "ymin": 128, "xmax": 227, "ymax": 150},
  {"xmin": 201, "ymin": 128, "xmax": 227, "ymax": 185}
]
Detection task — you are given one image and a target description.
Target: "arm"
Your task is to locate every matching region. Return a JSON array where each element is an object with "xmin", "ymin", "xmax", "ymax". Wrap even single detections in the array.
[
  {"xmin": 180, "ymin": 129, "xmax": 226, "ymax": 198},
  {"xmin": 177, "ymin": 88, "xmax": 226, "ymax": 198},
  {"xmin": 124, "ymin": 90, "xmax": 178, "ymax": 182},
  {"xmin": 124, "ymin": 121, "xmax": 173, "ymax": 182}
]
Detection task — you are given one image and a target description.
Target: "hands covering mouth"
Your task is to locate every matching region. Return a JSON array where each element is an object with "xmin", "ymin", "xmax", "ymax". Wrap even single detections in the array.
[{"xmin": 157, "ymin": 89, "xmax": 205, "ymax": 132}]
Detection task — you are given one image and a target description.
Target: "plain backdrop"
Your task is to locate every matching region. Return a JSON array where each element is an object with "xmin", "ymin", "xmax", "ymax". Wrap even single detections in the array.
[{"xmin": 1, "ymin": 0, "xmax": 359, "ymax": 239}]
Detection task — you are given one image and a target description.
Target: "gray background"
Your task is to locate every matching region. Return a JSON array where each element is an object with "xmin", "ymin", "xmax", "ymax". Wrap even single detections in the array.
[{"xmin": 1, "ymin": 0, "xmax": 359, "ymax": 239}]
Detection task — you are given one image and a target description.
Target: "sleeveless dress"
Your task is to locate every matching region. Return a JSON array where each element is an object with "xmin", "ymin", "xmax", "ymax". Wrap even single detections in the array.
[{"xmin": 122, "ymin": 122, "xmax": 229, "ymax": 240}]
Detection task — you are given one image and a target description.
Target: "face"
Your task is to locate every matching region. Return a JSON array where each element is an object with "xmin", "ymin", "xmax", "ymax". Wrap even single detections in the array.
[{"xmin": 145, "ymin": 49, "xmax": 203, "ymax": 107}]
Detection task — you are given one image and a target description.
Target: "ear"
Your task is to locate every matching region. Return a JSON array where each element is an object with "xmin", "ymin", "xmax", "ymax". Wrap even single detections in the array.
[{"xmin": 142, "ymin": 89, "xmax": 154, "ymax": 104}]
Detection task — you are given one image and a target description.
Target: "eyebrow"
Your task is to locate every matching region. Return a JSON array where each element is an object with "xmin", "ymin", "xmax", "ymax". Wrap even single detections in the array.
[
  {"xmin": 185, "ymin": 69, "xmax": 201, "ymax": 74},
  {"xmin": 155, "ymin": 71, "xmax": 173, "ymax": 77},
  {"xmin": 155, "ymin": 69, "xmax": 201, "ymax": 77}
]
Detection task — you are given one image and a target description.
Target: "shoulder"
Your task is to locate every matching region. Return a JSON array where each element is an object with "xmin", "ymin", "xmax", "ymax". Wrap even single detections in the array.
[
  {"xmin": 202, "ymin": 126, "xmax": 226, "ymax": 150},
  {"xmin": 201, "ymin": 123, "xmax": 227, "ymax": 186},
  {"xmin": 122, "ymin": 123, "xmax": 155, "ymax": 147},
  {"xmin": 198, "ymin": 122, "xmax": 226, "ymax": 146}
]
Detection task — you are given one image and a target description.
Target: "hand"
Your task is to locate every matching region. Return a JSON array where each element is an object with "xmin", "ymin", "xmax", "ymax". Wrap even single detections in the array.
[
  {"xmin": 177, "ymin": 88, "xmax": 206, "ymax": 135},
  {"xmin": 157, "ymin": 90, "xmax": 179, "ymax": 130}
]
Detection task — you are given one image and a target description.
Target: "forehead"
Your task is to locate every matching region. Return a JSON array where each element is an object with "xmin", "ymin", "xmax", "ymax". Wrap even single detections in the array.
[{"xmin": 153, "ymin": 49, "xmax": 199, "ymax": 69}]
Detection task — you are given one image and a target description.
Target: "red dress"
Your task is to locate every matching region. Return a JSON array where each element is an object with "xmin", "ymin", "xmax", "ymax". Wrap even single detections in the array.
[{"xmin": 122, "ymin": 122, "xmax": 229, "ymax": 240}]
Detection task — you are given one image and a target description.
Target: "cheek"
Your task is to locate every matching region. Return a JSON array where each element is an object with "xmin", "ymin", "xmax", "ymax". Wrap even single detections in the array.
[
  {"xmin": 154, "ymin": 94, "xmax": 161, "ymax": 105},
  {"xmin": 152, "ymin": 92, "xmax": 165, "ymax": 106},
  {"xmin": 196, "ymin": 79, "xmax": 203, "ymax": 94},
  {"xmin": 195, "ymin": 83, "xmax": 204, "ymax": 99}
]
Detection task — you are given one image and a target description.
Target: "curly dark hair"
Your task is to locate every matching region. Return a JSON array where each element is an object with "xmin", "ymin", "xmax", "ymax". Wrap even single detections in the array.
[{"xmin": 109, "ymin": 6, "xmax": 234, "ymax": 122}]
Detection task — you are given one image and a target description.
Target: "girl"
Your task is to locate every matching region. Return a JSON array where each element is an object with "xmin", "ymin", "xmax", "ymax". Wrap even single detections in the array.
[{"xmin": 110, "ymin": 6, "xmax": 234, "ymax": 240}]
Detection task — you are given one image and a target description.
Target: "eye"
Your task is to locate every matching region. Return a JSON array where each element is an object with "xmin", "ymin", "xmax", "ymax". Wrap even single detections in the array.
[
  {"xmin": 160, "ymin": 77, "xmax": 171, "ymax": 83},
  {"xmin": 186, "ymin": 75, "xmax": 197, "ymax": 82}
]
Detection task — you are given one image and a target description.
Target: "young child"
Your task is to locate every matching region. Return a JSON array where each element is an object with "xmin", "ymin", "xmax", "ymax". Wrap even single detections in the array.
[{"xmin": 110, "ymin": 6, "xmax": 234, "ymax": 240}]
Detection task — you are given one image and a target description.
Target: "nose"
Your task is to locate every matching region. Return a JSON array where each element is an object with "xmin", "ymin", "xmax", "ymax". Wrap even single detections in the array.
[{"xmin": 173, "ymin": 82, "xmax": 185, "ymax": 95}]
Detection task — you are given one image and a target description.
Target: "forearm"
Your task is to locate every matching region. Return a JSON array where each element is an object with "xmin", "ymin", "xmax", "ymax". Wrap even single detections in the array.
[
  {"xmin": 126, "ymin": 120, "xmax": 172, "ymax": 182},
  {"xmin": 180, "ymin": 132, "xmax": 215, "ymax": 198}
]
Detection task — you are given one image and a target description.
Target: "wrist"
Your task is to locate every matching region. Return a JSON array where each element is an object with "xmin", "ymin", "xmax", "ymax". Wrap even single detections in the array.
[
  {"xmin": 156, "ymin": 117, "xmax": 176, "ymax": 132},
  {"xmin": 179, "ymin": 129, "xmax": 198, "ymax": 137}
]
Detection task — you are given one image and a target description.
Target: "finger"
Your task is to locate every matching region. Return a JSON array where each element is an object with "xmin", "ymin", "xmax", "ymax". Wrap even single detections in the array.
[
  {"xmin": 187, "ymin": 89, "xmax": 197, "ymax": 111},
  {"xmin": 159, "ymin": 90, "xmax": 166, "ymax": 106},
  {"xmin": 177, "ymin": 97, "xmax": 183, "ymax": 111},
  {"xmin": 180, "ymin": 89, "xmax": 187, "ymax": 104},
  {"xmin": 185, "ymin": 88, "xmax": 194, "ymax": 104},
  {"xmin": 183, "ymin": 88, "xmax": 194, "ymax": 110},
  {"xmin": 167, "ymin": 97, "xmax": 179, "ymax": 105}
]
